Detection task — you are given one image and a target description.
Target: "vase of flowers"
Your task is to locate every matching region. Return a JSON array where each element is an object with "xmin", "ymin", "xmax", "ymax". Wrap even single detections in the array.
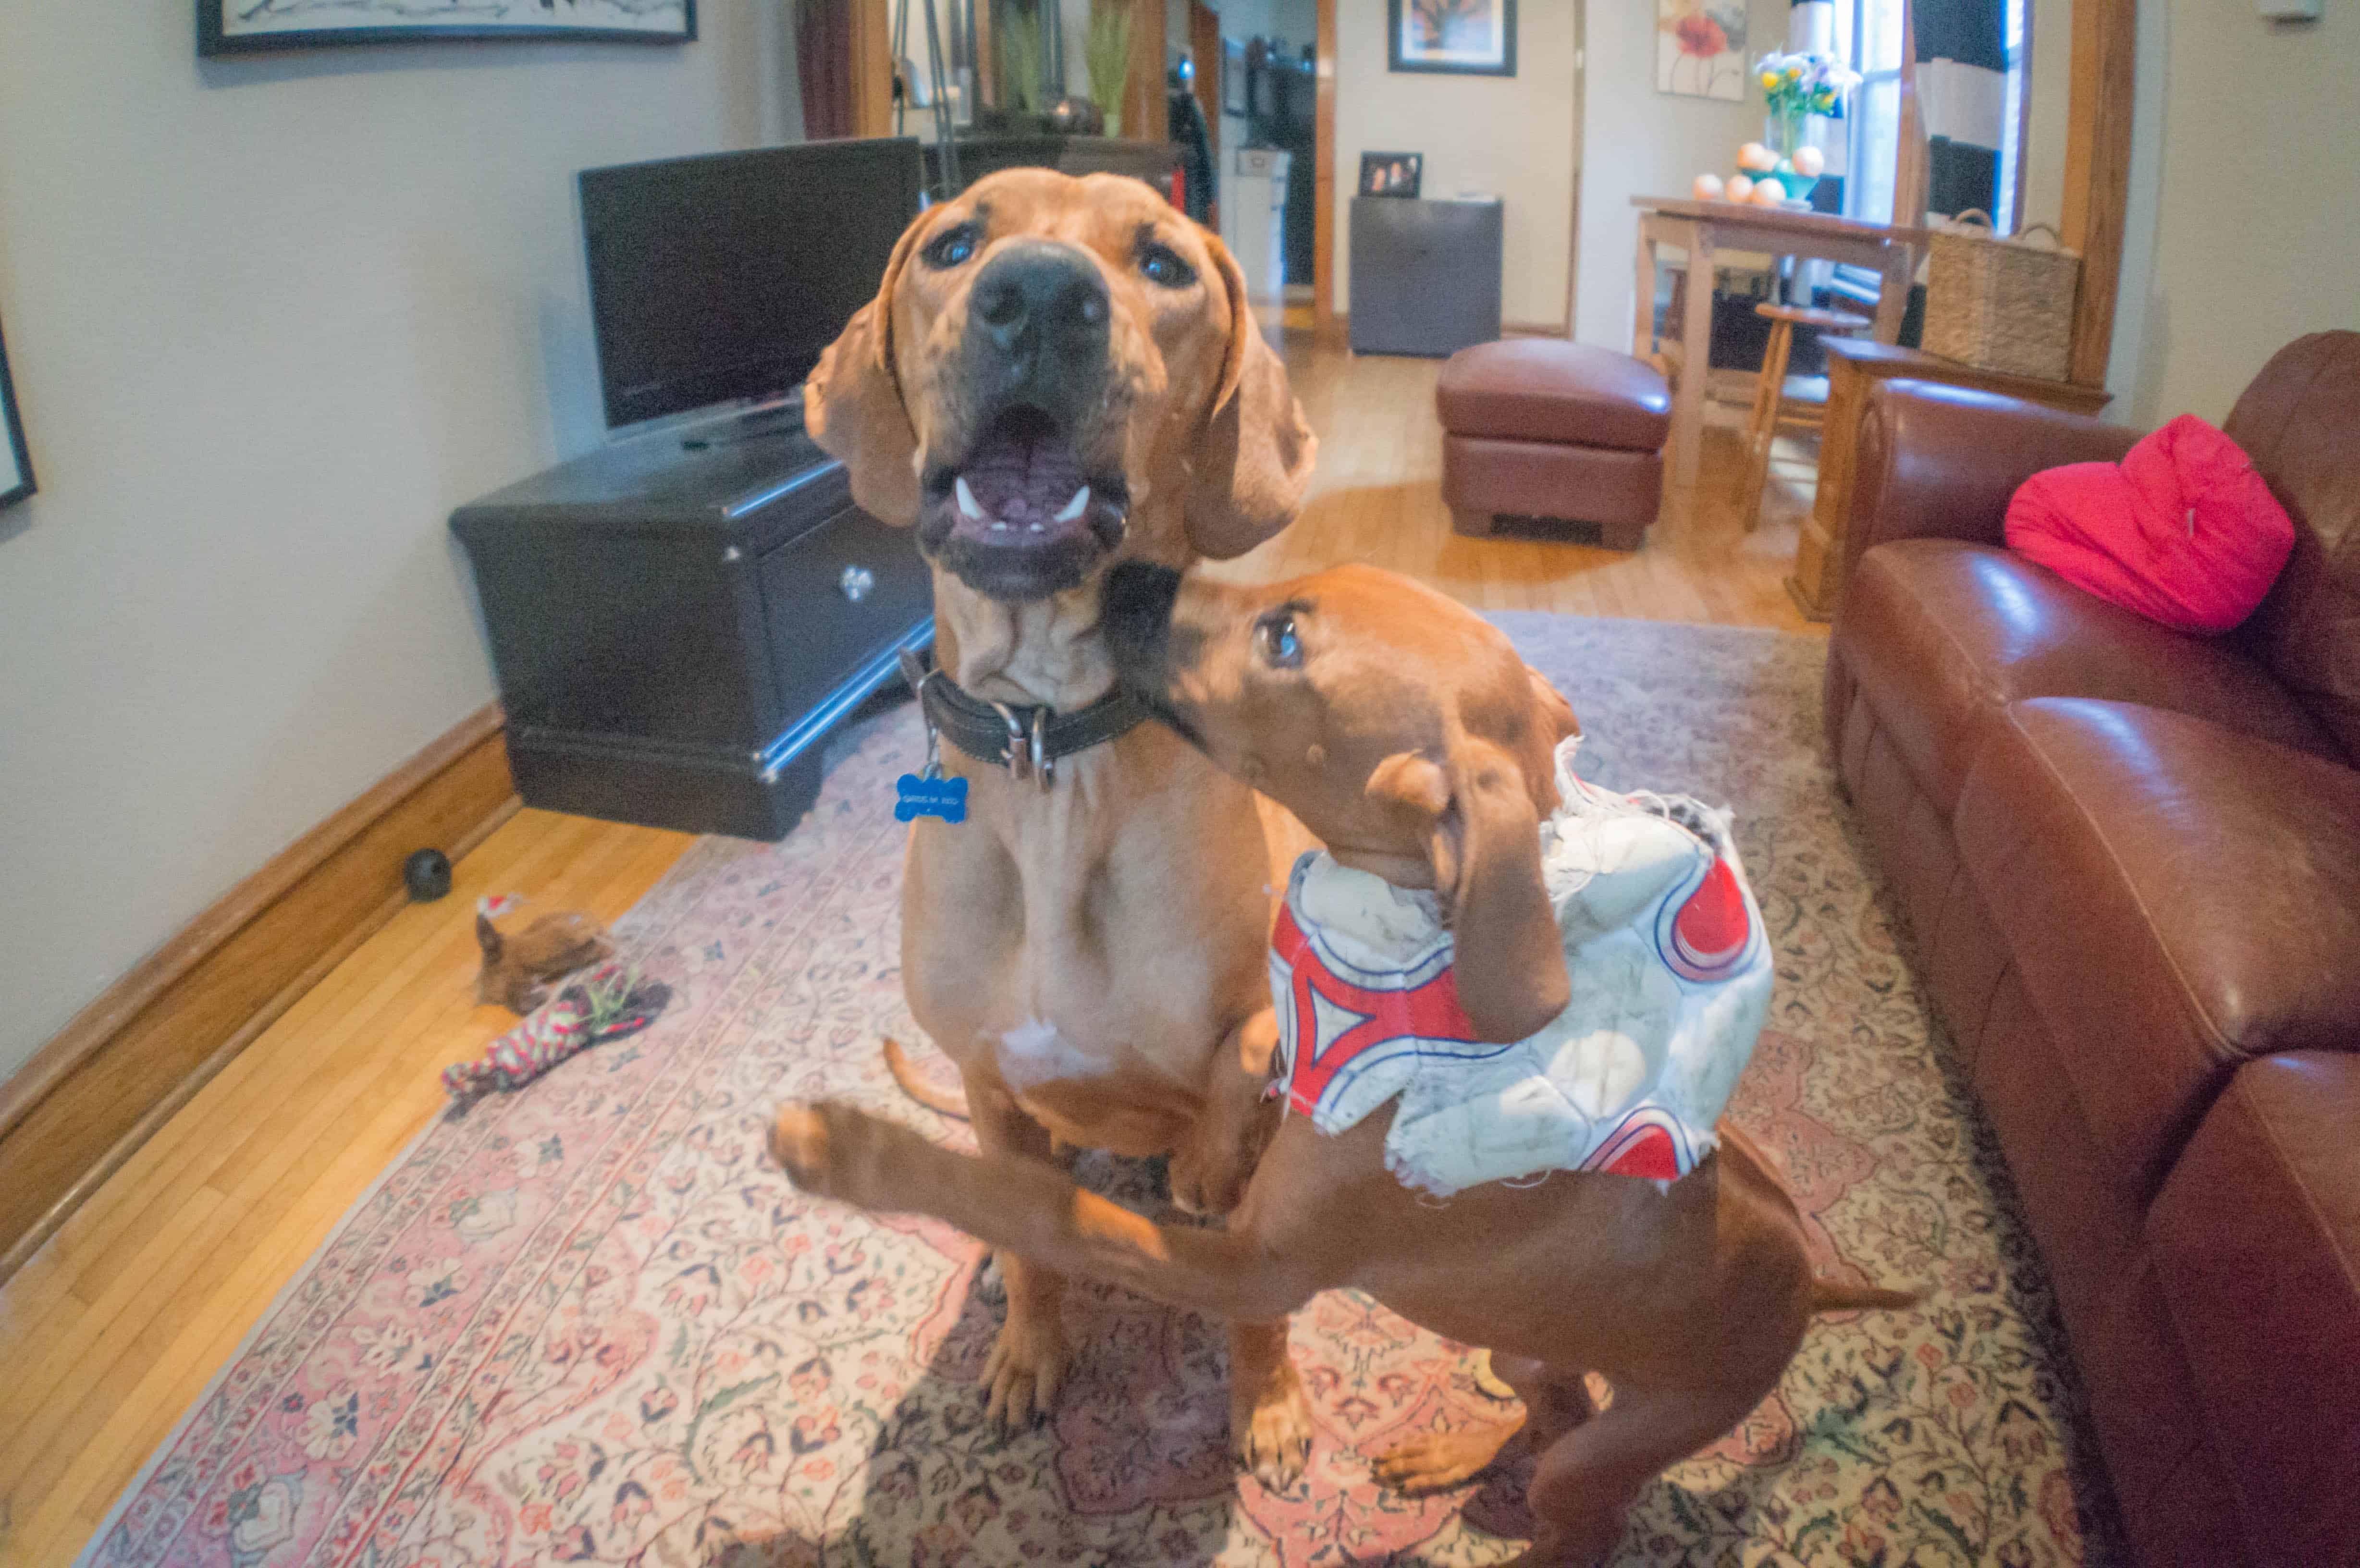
[{"xmin": 1752, "ymin": 50, "xmax": 1859, "ymax": 203}]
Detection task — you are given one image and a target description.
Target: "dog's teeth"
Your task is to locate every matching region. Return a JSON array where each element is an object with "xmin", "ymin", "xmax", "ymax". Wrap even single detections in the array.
[
  {"xmin": 1053, "ymin": 485, "xmax": 1091, "ymax": 523},
  {"xmin": 991, "ymin": 520, "xmax": 1010, "ymax": 531},
  {"xmin": 1027, "ymin": 521, "xmax": 1045, "ymax": 533},
  {"xmin": 955, "ymin": 476, "xmax": 984, "ymax": 521}
]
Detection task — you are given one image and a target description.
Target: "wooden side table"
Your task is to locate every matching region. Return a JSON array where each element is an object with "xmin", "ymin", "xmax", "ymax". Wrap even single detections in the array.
[{"xmin": 1787, "ymin": 339, "xmax": 2114, "ymax": 621}]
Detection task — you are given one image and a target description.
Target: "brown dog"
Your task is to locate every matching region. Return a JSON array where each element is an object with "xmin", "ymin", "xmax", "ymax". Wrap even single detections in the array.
[
  {"xmin": 801, "ymin": 168, "xmax": 1320, "ymax": 1472},
  {"xmin": 773, "ymin": 564, "xmax": 1917, "ymax": 1566}
]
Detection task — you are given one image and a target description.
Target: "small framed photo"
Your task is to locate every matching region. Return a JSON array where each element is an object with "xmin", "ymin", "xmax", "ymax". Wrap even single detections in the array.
[
  {"xmin": 1388, "ymin": 0, "xmax": 1516, "ymax": 77},
  {"xmin": 0, "ymin": 312, "xmax": 32, "ymax": 512},
  {"xmin": 197, "ymin": 0, "xmax": 695, "ymax": 57},
  {"xmin": 1221, "ymin": 37, "xmax": 1249, "ymax": 114},
  {"xmin": 1359, "ymin": 152, "xmax": 1425, "ymax": 198}
]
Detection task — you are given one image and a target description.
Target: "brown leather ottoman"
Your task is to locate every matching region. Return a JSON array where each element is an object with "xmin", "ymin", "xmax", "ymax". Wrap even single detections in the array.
[{"xmin": 1435, "ymin": 340, "xmax": 1671, "ymax": 550}]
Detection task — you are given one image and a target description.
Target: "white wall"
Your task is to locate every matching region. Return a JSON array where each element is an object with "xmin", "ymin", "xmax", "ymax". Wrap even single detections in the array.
[
  {"xmin": 2108, "ymin": 0, "xmax": 2359, "ymax": 425},
  {"xmin": 2020, "ymin": 0, "xmax": 2074, "ymax": 233},
  {"xmin": 1571, "ymin": 0, "xmax": 1793, "ymax": 348},
  {"xmin": 0, "ymin": 6, "xmax": 793, "ymax": 1078},
  {"xmin": 1333, "ymin": 0, "xmax": 1580, "ymax": 328}
]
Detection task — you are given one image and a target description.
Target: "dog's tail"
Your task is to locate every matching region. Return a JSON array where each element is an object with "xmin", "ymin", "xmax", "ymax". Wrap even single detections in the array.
[
  {"xmin": 882, "ymin": 1036, "xmax": 969, "ymax": 1120},
  {"xmin": 1809, "ymin": 1278, "xmax": 1925, "ymax": 1315}
]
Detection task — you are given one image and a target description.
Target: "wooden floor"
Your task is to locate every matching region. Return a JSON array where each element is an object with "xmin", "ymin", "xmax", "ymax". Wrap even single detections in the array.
[{"xmin": 0, "ymin": 340, "xmax": 1820, "ymax": 1566}]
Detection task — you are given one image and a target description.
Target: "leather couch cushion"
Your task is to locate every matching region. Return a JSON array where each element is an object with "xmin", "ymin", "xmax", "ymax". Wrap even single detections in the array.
[
  {"xmin": 1435, "ymin": 340, "xmax": 1671, "ymax": 452},
  {"xmin": 1835, "ymin": 539, "xmax": 2340, "ymax": 814},
  {"xmin": 2149, "ymin": 1052, "xmax": 2360, "ymax": 1567},
  {"xmin": 2225, "ymin": 331, "xmax": 2360, "ymax": 756},
  {"xmin": 1955, "ymin": 698, "xmax": 2360, "ymax": 1203}
]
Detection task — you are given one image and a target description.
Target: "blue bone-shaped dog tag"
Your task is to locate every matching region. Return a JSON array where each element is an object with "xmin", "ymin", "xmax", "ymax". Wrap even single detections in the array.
[{"xmin": 895, "ymin": 773, "xmax": 968, "ymax": 823}]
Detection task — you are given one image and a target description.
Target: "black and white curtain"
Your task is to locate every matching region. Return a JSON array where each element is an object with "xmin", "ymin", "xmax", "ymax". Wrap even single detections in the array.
[{"xmin": 1913, "ymin": 0, "xmax": 2007, "ymax": 218}]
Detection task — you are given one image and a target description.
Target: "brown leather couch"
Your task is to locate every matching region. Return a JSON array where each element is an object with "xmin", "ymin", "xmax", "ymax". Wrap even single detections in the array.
[{"xmin": 1825, "ymin": 331, "xmax": 2360, "ymax": 1568}]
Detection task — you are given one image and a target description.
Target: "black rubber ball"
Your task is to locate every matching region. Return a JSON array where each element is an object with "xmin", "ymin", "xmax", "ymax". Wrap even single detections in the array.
[{"xmin": 404, "ymin": 847, "xmax": 454, "ymax": 902}]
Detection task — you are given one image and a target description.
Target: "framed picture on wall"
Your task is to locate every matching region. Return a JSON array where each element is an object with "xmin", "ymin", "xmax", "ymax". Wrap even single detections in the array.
[
  {"xmin": 1388, "ymin": 0, "xmax": 1516, "ymax": 78},
  {"xmin": 0, "ymin": 312, "xmax": 32, "ymax": 513},
  {"xmin": 1655, "ymin": 0, "xmax": 1748, "ymax": 100},
  {"xmin": 1359, "ymin": 152, "xmax": 1425, "ymax": 198},
  {"xmin": 197, "ymin": 0, "xmax": 695, "ymax": 57}
]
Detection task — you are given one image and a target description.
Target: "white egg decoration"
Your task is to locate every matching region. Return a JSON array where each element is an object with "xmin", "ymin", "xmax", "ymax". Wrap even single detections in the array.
[
  {"xmin": 1737, "ymin": 142, "xmax": 1779, "ymax": 172},
  {"xmin": 1726, "ymin": 174, "xmax": 1755, "ymax": 202},
  {"xmin": 1693, "ymin": 172, "xmax": 1727, "ymax": 201},
  {"xmin": 1749, "ymin": 175, "xmax": 1787, "ymax": 205},
  {"xmin": 1792, "ymin": 145, "xmax": 1826, "ymax": 178}
]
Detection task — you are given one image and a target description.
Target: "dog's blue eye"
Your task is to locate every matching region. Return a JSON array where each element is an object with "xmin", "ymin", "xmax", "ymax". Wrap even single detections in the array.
[
  {"xmin": 1139, "ymin": 243, "xmax": 1195, "ymax": 289},
  {"xmin": 1262, "ymin": 615, "xmax": 1303, "ymax": 668},
  {"xmin": 923, "ymin": 224, "xmax": 978, "ymax": 269}
]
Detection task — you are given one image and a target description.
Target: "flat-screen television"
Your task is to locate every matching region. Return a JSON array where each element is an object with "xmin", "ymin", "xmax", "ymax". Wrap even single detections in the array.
[{"xmin": 580, "ymin": 138, "xmax": 925, "ymax": 429}]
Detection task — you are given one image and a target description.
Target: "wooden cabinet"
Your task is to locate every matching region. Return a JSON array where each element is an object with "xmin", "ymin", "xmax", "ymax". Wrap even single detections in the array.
[{"xmin": 451, "ymin": 420, "xmax": 933, "ymax": 840}]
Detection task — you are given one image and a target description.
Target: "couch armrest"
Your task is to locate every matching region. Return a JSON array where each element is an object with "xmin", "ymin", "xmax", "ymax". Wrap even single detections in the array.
[
  {"xmin": 2149, "ymin": 1052, "xmax": 2360, "ymax": 1564},
  {"xmin": 1843, "ymin": 380, "xmax": 2142, "ymax": 584}
]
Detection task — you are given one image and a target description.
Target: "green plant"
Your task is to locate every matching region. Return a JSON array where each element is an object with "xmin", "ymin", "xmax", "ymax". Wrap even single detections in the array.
[
  {"xmin": 1085, "ymin": 0, "xmax": 1133, "ymax": 135},
  {"xmin": 1001, "ymin": 3, "xmax": 1043, "ymax": 113}
]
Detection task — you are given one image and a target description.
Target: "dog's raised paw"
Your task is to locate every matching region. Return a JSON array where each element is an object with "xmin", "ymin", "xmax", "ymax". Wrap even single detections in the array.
[{"xmin": 768, "ymin": 1102, "xmax": 839, "ymax": 1192}]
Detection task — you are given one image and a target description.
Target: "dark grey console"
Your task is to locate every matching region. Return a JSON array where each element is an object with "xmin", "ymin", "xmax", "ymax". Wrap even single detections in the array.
[
  {"xmin": 1348, "ymin": 196, "xmax": 1506, "ymax": 357},
  {"xmin": 451, "ymin": 418, "xmax": 933, "ymax": 840}
]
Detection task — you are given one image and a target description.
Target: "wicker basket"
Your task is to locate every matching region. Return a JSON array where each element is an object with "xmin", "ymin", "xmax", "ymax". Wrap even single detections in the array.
[{"xmin": 1921, "ymin": 210, "xmax": 2081, "ymax": 381}]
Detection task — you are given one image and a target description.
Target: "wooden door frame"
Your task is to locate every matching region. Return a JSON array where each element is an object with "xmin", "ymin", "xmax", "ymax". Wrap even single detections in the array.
[
  {"xmin": 1311, "ymin": 0, "xmax": 1340, "ymax": 343},
  {"xmin": 2060, "ymin": 0, "xmax": 2136, "ymax": 386}
]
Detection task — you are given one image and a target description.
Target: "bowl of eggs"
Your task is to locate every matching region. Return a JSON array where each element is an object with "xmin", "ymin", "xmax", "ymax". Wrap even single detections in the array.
[{"xmin": 1692, "ymin": 141, "xmax": 1823, "ymax": 209}]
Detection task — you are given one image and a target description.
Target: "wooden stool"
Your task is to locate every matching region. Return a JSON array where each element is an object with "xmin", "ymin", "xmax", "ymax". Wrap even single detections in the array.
[{"xmin": 1739, "ymin": 302, "xmax": 1872, "ymax": 530}]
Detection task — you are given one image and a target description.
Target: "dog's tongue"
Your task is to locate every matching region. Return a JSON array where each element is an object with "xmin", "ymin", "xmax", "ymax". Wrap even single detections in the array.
[{"xmin": 961, "ymin": 419, "xmax": 1088, "ymax": 527}]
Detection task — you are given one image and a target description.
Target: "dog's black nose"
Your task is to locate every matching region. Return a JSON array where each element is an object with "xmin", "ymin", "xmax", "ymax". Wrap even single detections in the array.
[{"xmin": 970, "ymin": 241, "xmax": 1110, "ymax": 363}]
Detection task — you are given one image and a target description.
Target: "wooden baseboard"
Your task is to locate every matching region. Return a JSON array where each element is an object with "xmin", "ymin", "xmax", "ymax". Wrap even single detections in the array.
[{"xmin": 0, "ymin": 705, "xmax": 518, "ymax": 1284}]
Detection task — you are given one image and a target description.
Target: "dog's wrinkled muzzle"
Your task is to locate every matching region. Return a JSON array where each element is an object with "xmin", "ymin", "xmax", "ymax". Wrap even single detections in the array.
[{"xmin": 914, "ymin": 242, "xmax": 1132, "ymax": 602}]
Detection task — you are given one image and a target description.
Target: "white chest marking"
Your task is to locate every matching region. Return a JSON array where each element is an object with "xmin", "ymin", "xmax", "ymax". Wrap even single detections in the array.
[{"xmin": 995, "ymin": 1018, "xmax": 1107, "ymax": 1091}]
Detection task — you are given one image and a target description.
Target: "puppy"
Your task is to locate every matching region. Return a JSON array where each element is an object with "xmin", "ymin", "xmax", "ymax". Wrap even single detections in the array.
[
  {"xmin": 802, "ymin": 167, "xmax": 1321, "ymax": 1472},
  {"xmin": 773, "ymin": 564, "xmax": 1915, "ymax": 1566}
]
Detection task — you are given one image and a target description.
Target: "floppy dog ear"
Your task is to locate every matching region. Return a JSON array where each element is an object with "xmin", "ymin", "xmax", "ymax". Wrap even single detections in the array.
[
  {"xmin": 1184, "ymin": 232, "xmax": 1317, "ymax": 560},
  {"xmin": 1368, "ymin": 740, "xmax": 1569, "ymax": 1044},
  {"xmin": 1524, "ymin": 665, "xmax": 1582, "ymax": 746},
  {"xmin": 805, "ymin": 222, "xmax": 925, "ymax": 526}
]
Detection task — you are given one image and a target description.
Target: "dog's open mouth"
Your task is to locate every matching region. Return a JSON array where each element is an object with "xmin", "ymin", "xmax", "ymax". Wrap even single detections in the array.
[{"xmin": 918, "ymin": 406, "xmax": 1130, "ymax": 601}]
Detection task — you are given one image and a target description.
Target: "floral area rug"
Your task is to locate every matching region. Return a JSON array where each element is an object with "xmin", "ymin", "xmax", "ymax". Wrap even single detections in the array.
[{"xmin": 82, "ymin": 615, "xmax": 2126, "ymax": 1568}]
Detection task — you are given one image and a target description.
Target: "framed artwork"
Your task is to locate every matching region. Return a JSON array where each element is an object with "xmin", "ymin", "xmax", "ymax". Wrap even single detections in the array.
[
  {"xmin": 0, "ymin": 311, "xmax": 31, "ymax": 512},
  {"xmin": 1655, "ymin": 0, "xmax": 1747, "ymax": 101},
  {"xmin": 1388, "ymin": 0, "xmax": 1515, "ymax": 78},
  {"xmin": 1359, "ymin": 151, "xmax": 1424, "ymax": 198},
  {"xmin": 198, "ymin": 0, "xmax": 695, "ymax": 57}
]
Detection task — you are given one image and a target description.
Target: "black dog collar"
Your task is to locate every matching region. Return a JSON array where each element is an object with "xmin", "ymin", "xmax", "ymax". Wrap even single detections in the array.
[{"xmin": 899, "ymin": 648, "xmax": 1148, "ymax": 788}]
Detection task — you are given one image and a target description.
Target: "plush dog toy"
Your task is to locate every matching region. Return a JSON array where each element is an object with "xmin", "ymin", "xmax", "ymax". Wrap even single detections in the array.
[{"xmin": 442, "ymin": 959, "xmax": 670, "ymax": 1104}]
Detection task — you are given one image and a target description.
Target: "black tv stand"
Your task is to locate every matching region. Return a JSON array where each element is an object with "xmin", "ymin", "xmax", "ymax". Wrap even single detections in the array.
[
  {"xmin": 680, "ymin": 396, "xmax": 805, "ymax": 452},
  {"xmin": 451, "ymin": 420, "xmax": 933, "ymax": 840}
]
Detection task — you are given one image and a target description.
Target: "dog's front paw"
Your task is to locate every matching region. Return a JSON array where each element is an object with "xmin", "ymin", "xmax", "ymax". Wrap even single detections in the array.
[
  {"xmin": 1231, "ymin": 1356, "xmax": 1314, "ymax": 1491},
  {"xmin": 1371, "ymin": 1422, "xmax": 1515, "ymax": 1494},
  {"xmin": 770, "ymin": 1101, "xmax": 905, "ymax": 1208},
  {"xmin": 980, "ymin": 1307, "xmax": 1070, "ymax": 1432}
]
